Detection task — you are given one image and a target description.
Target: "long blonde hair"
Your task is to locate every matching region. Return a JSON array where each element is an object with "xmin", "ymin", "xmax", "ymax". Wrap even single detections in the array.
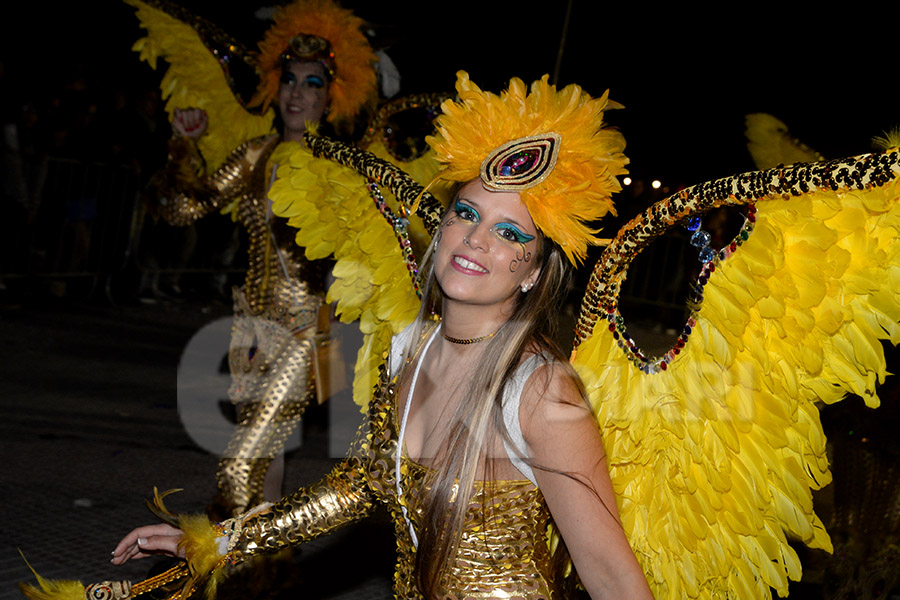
[{"xmin": 399, "ymin": 203, "xmax": 585, "ymax": 597}]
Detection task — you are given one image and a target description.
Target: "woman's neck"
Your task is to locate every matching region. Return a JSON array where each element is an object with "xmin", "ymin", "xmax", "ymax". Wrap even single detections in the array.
[
  {"xmin": 282, "ymin": 128, "xmax": 306, "ymax": 144},
  {"xmin": 439, "ymin": 300, "xmax": 512, "ymax": 347}
]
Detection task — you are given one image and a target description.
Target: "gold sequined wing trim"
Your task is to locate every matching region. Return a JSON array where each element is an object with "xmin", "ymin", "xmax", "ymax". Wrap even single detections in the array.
[{"xmin": 571, "ymin": 150, "xmax": 900, "ymax": 599}]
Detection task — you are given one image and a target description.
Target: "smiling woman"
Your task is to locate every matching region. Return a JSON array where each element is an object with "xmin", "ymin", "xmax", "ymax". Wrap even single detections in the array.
[
  {"xmin": 385, "ymin": 95, "xmax": 646, "ymax": 593},
  {"xmin": 129, "ymin": 0, "xmax": 378, "ymax": 519},
  {"xmin": 433, "ymin": 181, "xmax": 542, "ymax": 325},
  {"xmin": 93, "ymin": 70, "xmax": 652, "ymax": 600},
  {"xmin": 277, "ymin": 61, "xmax": 330, "ymax": 142}
]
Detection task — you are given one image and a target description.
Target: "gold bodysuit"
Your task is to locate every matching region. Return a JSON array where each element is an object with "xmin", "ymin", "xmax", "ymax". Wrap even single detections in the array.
[
  {"xmin": 225, "ymin": 330, "xmax": 567, "ymax": 599},
  {"xmin": 159, "ymin": 134, "xmax": 327, "ymax": 516}
]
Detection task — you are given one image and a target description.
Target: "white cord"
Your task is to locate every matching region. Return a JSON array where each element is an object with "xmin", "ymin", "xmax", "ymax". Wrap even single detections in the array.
[{"xmin": 395, "ymin": 324, "xmax": 440, "ymax": 548}]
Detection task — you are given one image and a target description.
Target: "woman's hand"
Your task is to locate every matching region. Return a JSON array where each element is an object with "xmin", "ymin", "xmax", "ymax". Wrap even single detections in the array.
[
  {"xmin": 172, "ymin": 108, "xmax": 208, "ymax": 139},
  {"xmin": 110, "ymin": 523, "xmax": 185, "ymax": 565}
]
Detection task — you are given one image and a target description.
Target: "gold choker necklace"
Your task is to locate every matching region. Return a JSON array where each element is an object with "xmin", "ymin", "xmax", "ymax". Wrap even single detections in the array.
[{"xmin": 441, "ymin": 329, "xmax": 498, "ymax": 345}]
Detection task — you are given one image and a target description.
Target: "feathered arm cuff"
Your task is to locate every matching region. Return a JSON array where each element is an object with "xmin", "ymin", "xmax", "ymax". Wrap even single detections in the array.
[
  {"xmin": 19, "ymin": 386, "xmax": 377, "ymax": 600},
  {"xmin": 167, "ymin": 420, "xmax": 378, "ymax": 596}
]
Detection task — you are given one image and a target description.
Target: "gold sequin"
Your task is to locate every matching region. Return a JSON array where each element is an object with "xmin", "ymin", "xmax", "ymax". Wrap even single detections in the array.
[
  {"xmin": 159, "ymin": 134, "xmax": 326, "ymax": 515},
  {"xmin": 231, "ymin": 362, "xmax": 567, "ymax": 598}
]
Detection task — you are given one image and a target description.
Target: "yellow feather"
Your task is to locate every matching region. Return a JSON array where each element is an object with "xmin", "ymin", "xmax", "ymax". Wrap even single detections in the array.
[
  {"xmin": 177, "ymin": 513, "xmax": 225, "ymax": 600},
  {"xmin": 270, "ymin": 144, "xmax": 421, "ymax": 410},
  {"xmin": 124, "ymin": 0, "xmax": 274, "ymax": 173},
  {"xmin": 17, "ymin": 551, "xmax": 85, "ymax": 600}
]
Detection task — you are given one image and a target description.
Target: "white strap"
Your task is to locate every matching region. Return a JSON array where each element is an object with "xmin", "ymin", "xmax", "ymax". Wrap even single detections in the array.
[
  {"xmin": 501, "ymin": 354, "xmax": 547, "ymax": 485},
  {"xmin": 395, "ymin": 324, "xmax": 440, "ymax": 548}
]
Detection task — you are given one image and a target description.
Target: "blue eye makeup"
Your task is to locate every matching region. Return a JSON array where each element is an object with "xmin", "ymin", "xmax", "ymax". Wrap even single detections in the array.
[
  {"xmin": 453, "ymin": 199, "xmax": 479, "ymax": 222},
  {"xmin": 280, "ymin": 73, "xmax": 325, "ymax": 88},
  {"xmin": 450, "ymin": 198, "xmax": 535, "ymax": 244},
  {"xmin": 493, "ymin": 223, "xmax": 535, "ymax": 244}
]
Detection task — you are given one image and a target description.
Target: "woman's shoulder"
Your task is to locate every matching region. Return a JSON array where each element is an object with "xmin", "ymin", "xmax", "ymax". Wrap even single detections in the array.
[{"xmin": 517, "ymin": 349, "xmax": 588, "ymax": 415}]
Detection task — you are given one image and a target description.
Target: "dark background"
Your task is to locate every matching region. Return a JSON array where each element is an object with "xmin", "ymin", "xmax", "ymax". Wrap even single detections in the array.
[
  {"xmin": 2, "ymin": 0, "xmax": 895, "ymax": 214},
  {"xmin": 0, "ymin": 3, "xmax": 897, "ymax": 598}
]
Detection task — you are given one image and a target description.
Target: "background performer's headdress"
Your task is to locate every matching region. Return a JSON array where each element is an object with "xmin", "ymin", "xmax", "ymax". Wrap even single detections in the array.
[
  {"xmin": 426, "ymin": 71, "xmax": 629, "ymax": 265},
  {"xmin": 250, "ymin": 0, "xmax": 377, "ymax": 127}
]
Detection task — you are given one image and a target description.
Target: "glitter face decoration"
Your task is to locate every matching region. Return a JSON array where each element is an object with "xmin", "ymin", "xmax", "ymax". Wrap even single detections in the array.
[
  {"xmin": 448, "ymin": 198, "xmax": 534, "ymax": 273},
  {"xmin": 480, "ymin": 133, "xmax": 561, "ymax": 191},
  {"xmin": 508, "ymin": 243, "xmax": 533, "ymax": 273}
]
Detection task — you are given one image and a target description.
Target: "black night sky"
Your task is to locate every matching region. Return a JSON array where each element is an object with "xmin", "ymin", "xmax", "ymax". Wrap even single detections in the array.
[{"xmin": 2, "ymin": 0, "xmax": 895, "ymax": 223}]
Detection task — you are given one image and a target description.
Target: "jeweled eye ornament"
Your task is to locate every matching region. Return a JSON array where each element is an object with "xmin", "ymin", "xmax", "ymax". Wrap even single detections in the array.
[
  {"xmin": 480, "ymin": 133, "xmax": 561, "ymax": 191},
  {"xmin": 425, "ymin": 72, "xmax": 628, "ymax": 265}
]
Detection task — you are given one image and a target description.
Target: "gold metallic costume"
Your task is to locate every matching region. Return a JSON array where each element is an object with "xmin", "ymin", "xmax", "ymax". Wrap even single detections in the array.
[
  {"xmin": 224, "ymin": 333, "xmax": 565, "ymax": 599},
  {"xmin": 158, "ymin": 133, "xmax": 327, "ymax": 516}
]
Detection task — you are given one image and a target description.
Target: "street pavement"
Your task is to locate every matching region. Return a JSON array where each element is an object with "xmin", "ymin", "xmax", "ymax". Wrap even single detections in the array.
[
  {"xmin": 0, "ymin": 291, "xmax": 394, "ymax": 600},
  {"xmin": 3, "ymin": 283, "xmax": 885, "ymax": 600}
]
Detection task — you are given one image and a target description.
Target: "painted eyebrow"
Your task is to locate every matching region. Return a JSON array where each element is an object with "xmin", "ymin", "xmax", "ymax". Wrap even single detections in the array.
[{"xmin": 456, "ymin": 196, "xmax": 532, "ymax": 231}]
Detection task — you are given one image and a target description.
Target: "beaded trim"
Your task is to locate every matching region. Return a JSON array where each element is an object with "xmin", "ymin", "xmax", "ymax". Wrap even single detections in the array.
[
  {"xmin": 281, "ymin": 33, "xmax": 336, "ymax": 78},
  {"xmin": 214, "ymin": 516, "xmax": 244, "ymax": 553},
  {"xmin": 480, "ymin": 133, "xmax": 561, "ymax": 191},
  {"xmin": 129, "ymin": 561, "xmax": 191, "ymax": 597},
  {"xmin": 367, "ymin": 181, "xmax": 421, "ymax": 298},
  {"xmin": 603, "ymin": 204, "xmax": 757, "ymax": 374},
  {"xmin": 573, "ymin": 150, "xmax": 900, "ymax": 372}
]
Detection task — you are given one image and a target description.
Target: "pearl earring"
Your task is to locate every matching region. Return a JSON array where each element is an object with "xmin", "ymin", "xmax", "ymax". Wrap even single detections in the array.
[{"xmin": 521, "ymin": 282, "xmax": 534, "ymax": 293}]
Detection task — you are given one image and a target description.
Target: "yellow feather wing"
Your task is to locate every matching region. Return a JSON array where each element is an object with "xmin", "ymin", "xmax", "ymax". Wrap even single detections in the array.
[
  {"xmin": 362, "ymin": 139, "xmax": 438, "ymax": 262},
  {"xmin": 745, "ymin": 113, "xmax": 825, "ymax": 170},
  {"xmin": 269, "ymin": 142, "xmax": 421, "ymax": 411},
  {"xmin": 572, "ymin": 149, "xmax": 900, "ymax": 599},
  {"xmin": 124, "ymin": 0, "xmax": 275, "ymax": 174}
]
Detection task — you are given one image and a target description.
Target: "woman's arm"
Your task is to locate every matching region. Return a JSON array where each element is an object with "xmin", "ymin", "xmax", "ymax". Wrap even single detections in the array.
[
  {"xmin": 110, "ymin": 415, "xmax": 376, "ymax": 570},
  {"xmin": 154, "ymin": 108, "xmax": 265, "ymax": 226},
  {"xmin": 226, "ymin": 455, "xmax": 375, "ymax": 562},
  {"xmin": 520, "ymin": 363, "xmax": 654, "ymax": 599}
]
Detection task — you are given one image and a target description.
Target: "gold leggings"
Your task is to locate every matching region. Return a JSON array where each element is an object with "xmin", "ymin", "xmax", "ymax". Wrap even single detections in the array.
[{"xmin": 216, "ymin": 292, "xmax": 318, "ymax": 517}]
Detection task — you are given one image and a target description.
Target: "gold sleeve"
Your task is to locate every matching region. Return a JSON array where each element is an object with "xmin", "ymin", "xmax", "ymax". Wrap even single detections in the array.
[
  {"xmin": 156, "ymin": 136, "xmax": 262, "ymax": 226},
  {"xmin": 225, "ymin": 416, "xmax": 377, "ymax": 563}
]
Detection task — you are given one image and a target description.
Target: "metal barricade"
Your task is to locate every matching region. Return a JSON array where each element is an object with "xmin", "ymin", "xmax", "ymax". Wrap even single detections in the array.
[
  {"xmin": 1, "ymin": 155, "xmax": 245, "ymax": 304},
  {"xmin": 1, "ymin": 156, "xmax": 141, "ymax": 299}
]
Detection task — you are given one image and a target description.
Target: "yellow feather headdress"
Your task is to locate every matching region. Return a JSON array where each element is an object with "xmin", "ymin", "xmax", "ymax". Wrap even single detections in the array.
[
  {"xmin": 426, "ymin": 71, "xmax": 629, "ymax": 265},
  {"xmin": 249, "ymin": 0, "xmax": 377, "ymax": 128}
]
